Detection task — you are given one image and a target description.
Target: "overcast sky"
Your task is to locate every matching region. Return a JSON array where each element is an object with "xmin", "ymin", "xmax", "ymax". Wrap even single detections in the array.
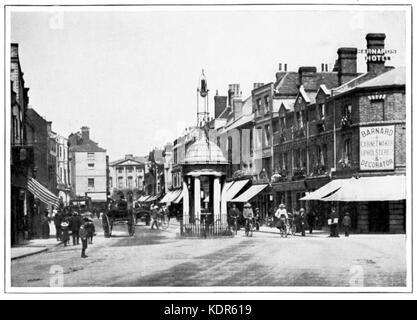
[{"xmin": 10, "ymin": 7, "xmax": 406, "ymax": 161}]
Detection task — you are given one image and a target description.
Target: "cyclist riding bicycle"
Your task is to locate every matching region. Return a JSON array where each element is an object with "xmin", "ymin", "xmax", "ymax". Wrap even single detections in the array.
[
  {"xmin": 228, "ymin": 204, "xmax": 241, "ymax": 231},
  {"xmin": 274, "ymin": 203, "xmax": 289, "ymax": 231},
  {"xmin": 242, "ymin": 203, "xmax": 254, "ymax": 232}
]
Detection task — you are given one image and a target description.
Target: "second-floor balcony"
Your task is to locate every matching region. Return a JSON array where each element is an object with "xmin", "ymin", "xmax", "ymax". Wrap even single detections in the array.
[{"xmin": 292, "ymin": 167, "xmax": 306, "ymax": 181}]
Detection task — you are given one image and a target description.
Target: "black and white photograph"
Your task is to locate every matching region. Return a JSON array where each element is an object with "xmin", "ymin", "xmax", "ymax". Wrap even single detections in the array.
[{"xmin": 1, "ymin": 1, "xmax": 414, "ymax": 298}]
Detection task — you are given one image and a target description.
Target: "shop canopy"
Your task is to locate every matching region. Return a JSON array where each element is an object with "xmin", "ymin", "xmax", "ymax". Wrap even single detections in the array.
[
  {"xmin": 230, "ymin": 184, "xmax": 268, "ymax": 202},
  {"xmin": 27, "ymin": 178, "xmax": 60, "ymax": 208},
  {"xmin": 173, "ymin": 189, "xmax": 185, "ymax": 204},
  {"xmin": 147, "ymin": 195, "xmax": 158, "ymax": 202},
  {"xmin": 160, "ymin": 190, "xmax": 182, "ymax": 203},
  {"xmin": 322, "ymin": 175, "xmax": 406, "ymax": 202},
  {"xmin": 223, "ymin": 179, "xmax": 250, "ymax": 201},
  {"xmin": 300, "ymin": 179, "xmax": 350, "ymax": 201},
  {"xmin": 137, "ymin": 195, "xmax": 151, "ymax": 202}
]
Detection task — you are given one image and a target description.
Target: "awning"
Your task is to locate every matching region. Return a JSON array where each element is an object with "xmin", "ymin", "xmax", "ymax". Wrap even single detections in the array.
[
  {"xmin": 138, "ymin": 195, "xmax": 151, "ymax": 202},
  {"xmin": 224, "ymin": 179, "xmax": 250, "ymax": 201},
  {"xmin": 230, "ymin": 184, "xmax": 268, "ymax": 202},
  {"xmin": 147, "ymin": 195, "xmax": 158, "ymax": 202},
  {"xmin": 323, "ymin": 175, "xmax": 406, "ymax": 202},
  {"xmin": 173, "ymin": 189, "xmax": 185, "ymax": 204},
  {"xmin": 300, "ymin": 179, "xmax": 349, "ymax": 201},
  {"xmin": 27, "ymin": 178, "xmax": 60, "ymax": 208},
  {"xmin": 160, "ymin": 190, "xmax": 181, "ymax": 203}
]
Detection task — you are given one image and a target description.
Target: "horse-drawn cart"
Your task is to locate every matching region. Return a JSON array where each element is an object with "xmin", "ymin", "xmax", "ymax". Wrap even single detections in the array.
[{"xmin": 102, "ymin": 199, "xmax": 135, "ymax": 237}]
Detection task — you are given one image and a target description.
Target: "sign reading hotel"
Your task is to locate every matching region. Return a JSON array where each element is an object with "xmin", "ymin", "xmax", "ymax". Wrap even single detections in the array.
[{"xmin": 360, "ymin": 125, "xmax": 395, "ymax": 171}]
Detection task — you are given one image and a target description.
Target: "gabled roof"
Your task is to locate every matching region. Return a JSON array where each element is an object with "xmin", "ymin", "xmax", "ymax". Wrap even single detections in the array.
[
  {"xmin": 296, "ymin": 85, "xmax": 316, "ymax": 105},
  {"xmin": 110, "ymin": 158, "xmax": 145, "ymax": 167},
  {"xmin": 318, "ymin": 84, "xmax": 331, "ymax": 96},
  {"xmin": 273, "ymin": 98, "xmax": 295, "ymax": 113}
]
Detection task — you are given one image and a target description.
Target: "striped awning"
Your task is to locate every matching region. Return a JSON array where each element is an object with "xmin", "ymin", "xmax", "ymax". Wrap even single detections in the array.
[
  {"xmin": 173, "ymin": 189, "xmax": 185, "ymax": 204},
  {"xmin": 27, "ymin": 178, "xmax": 60, "ymax": 208},
  {"xmin": 230, "ymin": 184, "xmax": 268, "ymax": 202},
  {"xmin": 160, "ymin": 190, "xmax": 182, "ymax": 203},
  {"xmin": 137, "ymin": 195, "xmax": 150, "ymax": 202},
  {"xmin": 224, "ymin": 179, "xmax": 250, "ymax": 201}
]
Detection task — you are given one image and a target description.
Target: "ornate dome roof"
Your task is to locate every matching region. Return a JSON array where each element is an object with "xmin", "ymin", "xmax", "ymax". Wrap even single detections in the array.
[{"xmin": 183, "ymin": 137, "xmax": 228, "ymax": 165}]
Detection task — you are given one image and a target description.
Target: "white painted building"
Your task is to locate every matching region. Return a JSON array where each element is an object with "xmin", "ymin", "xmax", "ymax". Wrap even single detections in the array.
[
  {"xmin": 109, "ymin": 155, "xmax": 146, "ymax": 193},
  {"xmin": 68, "ymin": 127, "xmax": 107, "ymax": 203}
]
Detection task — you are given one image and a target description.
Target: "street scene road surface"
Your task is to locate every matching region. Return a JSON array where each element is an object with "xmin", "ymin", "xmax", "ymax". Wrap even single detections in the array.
[{"xmin": 11, "ymin": 220, "xmax": 406, "ymax": 287}]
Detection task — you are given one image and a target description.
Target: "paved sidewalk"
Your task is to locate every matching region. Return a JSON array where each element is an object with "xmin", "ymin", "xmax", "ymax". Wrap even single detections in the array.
[{"xmin": 11, "ymin": 223, "xmax": 62, "ymax": 260}]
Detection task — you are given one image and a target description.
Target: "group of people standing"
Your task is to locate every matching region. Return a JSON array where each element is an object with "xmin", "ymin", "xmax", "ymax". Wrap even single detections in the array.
[{"xmin": 53, "ymin": 209, "xmax": 96, "ymax": 258}]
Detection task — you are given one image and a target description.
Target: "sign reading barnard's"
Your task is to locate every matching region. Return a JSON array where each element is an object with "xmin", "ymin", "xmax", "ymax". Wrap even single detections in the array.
[{"xmin": 360, "ymin": 125, "xmax": 395, "ymax": 171}]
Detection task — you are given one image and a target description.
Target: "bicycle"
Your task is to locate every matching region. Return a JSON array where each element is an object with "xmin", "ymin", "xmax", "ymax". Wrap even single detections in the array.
[
  {"xmin": 229, "ymin": 216, "xmax": 239, "ymax": 235},
  {"xmin": 276, "ymin": 218, "xmax": 288, "ymax": 238},
  {"xmin": 158, "ymin": 213, "xmax": 170, "ymax": 230},
  {"xmin": 245, "ymin": 218, "xmax": 254, "ymax": 237}
]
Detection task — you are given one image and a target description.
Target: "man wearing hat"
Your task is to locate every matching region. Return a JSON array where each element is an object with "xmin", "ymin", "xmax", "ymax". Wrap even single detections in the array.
[
  {"xmin": 299, "ymin": 208, "xmax": 307, "ymax": 237},
  {"xmin": 79, "ymin": 217, "xmax": 89, "ymax": 258},
  {"xmin": 342, "ymin": 211, "xmax": 352, "ymax": 237},
  {"xmin": 242, "ymin": 203, "xmax": 254, "ymax": 233}
]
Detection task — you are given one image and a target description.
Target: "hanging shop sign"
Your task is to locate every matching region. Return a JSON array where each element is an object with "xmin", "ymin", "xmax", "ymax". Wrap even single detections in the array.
[{"xmin": 359, "ymin": 125, "xmax": 395, "ymax": 171}]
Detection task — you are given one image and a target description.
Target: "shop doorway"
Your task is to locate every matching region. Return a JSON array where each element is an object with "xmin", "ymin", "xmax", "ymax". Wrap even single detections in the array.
[{"xmin": 369, "ymin": 201, "xmax": 389, "ymax": 232}]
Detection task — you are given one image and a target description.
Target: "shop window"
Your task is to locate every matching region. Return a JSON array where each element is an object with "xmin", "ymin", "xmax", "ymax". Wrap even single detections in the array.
[{"xmin": 343, "ymin": 139, "xmax": 352, "ymax": 161}]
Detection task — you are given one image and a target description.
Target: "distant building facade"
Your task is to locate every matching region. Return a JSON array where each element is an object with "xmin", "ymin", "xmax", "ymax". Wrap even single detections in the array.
[
  {"xmin": 56, "ymin": 134, "xmax": 71, "ymax": 205},
  {"xmin": 68, "ymin": 127, "xmax": 107, "ymax": 206},
  {"xmin": 109, "ymin": 154, "xmax": 146, "ymax": 198}
]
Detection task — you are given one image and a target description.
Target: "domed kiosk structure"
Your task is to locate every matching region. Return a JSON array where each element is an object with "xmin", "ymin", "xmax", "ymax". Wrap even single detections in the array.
[{"xmin": 180, "ymin": 131, "xmax": 231, "ymax": 237}]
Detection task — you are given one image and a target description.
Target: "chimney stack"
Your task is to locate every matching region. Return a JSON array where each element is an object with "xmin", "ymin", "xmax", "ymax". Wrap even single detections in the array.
[
  {"xmin": 81, "ymin": 126, "xmax": 90, "ymax": 141},
  {"xmin": 228, "ymin": 84, "xmax": 241, "ymax": 106},
  {"xmin": 366, "ymin": 33, "xmax": 386, "ymax": 75},
  {"xmin": 125, "ymin": 154, "xmax": 133, "ymax": 160},
  {"xmin": 253, "ymin": 83, "xmax": 264, "ymax": 90},
  {"xmin": 336, "ymin": 47, "xmax": 358, "ymax": 85},
  {"xmin": 298, "ymin": 66, "xmax": 317, "ymax": 91}
]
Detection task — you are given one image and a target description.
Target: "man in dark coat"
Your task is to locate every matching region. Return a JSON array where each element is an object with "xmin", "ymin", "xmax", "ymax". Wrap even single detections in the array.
[
  {"xmin": 79, "ymin": 218, "xmax": 89, "ymax": 258},
  {"xmin": 342, "ymin": 212, "xmax": 352, "ymax": 237},
  {"xmin": 307, "ymin": 209, "xmax": 316, "ymax": 234},
  {"xmin": 69, "ymin": 212, "xmax": 82, "ymax": 245}
]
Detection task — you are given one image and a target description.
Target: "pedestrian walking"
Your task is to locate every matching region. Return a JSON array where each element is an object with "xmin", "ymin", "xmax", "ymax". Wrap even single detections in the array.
[
  {"xmin": 79, "ymin": 218, "xmax": 89, "ymax": 258},
  {"xmin": 342, "ymin": 212, "xmax": 352, "ymax": 237},
  {"xmin": 53, "ymin": 210, "xmax": 62, "ymax": 241},
  {"xmin": 60, "ymin": 219, "xmax": 70, "ymax": 246},
  {"xmin": 87, "ymin": 219, "xmax": 96, "ymax": 244},
  {"xmin": 69, "ymin": 212, "xmax": 82, "ymax": 245},
  {"xmin": 328, "ymin": 208, "xmax": 340, "ymax": 238},
  {"xmin": 151, "ymin": 205, "xmax": 160, "ymax": 230},
  {"xmin": 41, "ymin": 210, "xmax": 50, "ymax": 239},
  {"xmin": 299, "ymin": 208, "xmax": 307, "ymax": 236},
  {"xmin": 307, "ymin": 209, "xmax": 315, "ymax": 234}
]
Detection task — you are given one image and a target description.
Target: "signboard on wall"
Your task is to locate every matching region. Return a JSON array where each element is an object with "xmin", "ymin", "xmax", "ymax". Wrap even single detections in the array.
[{"xmin": 359, "ymin": 125, "xmax": 395, "ymax": 171}]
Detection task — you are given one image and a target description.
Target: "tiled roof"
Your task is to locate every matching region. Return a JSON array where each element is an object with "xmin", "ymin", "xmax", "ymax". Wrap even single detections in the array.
[
  {"xmin": 273, "ymin": 99, "xmax": 295, "ymax": 113},
  {"xmin": 332, "ymin": 67, "xmax": 404, "ymax": 96},
  {"xmin": 69, "ymin": 140, "xmax": 106, "ymax": 152},
  {"xmin": 274, "ymin": 71, "xmax": 340, "ymax": 96},
  {"xmin": 356, "ymin": 66, "xmax": 405, "ymax": 88},
  {"xmin": 274, "ymin": 72, "xmax": 299, "ymax": 95}
]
